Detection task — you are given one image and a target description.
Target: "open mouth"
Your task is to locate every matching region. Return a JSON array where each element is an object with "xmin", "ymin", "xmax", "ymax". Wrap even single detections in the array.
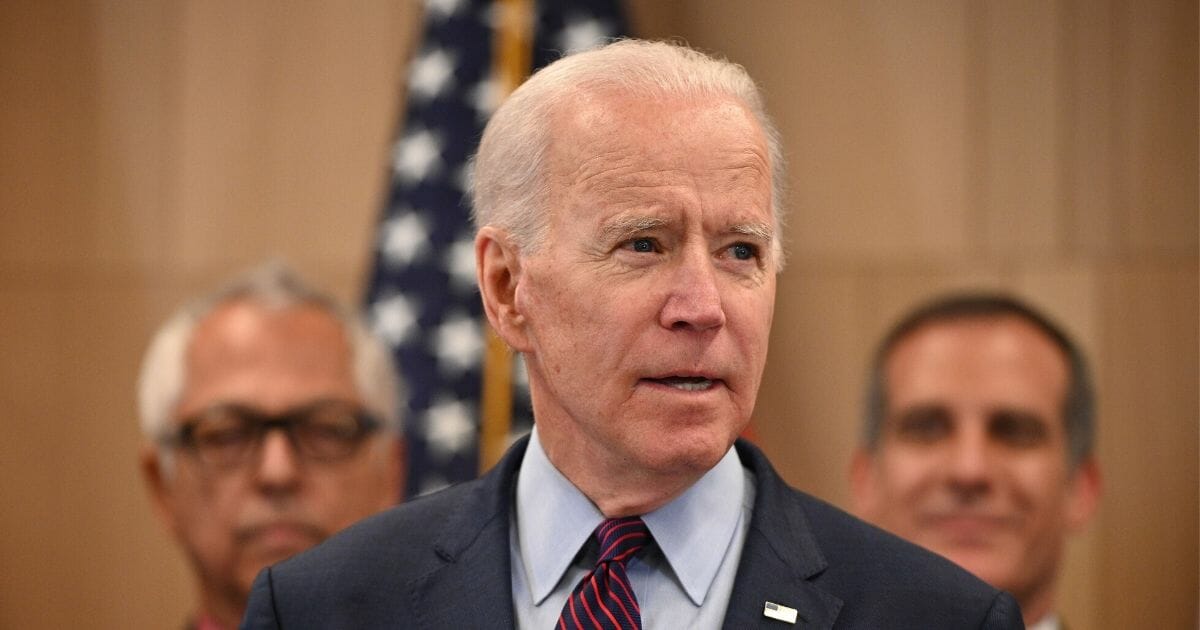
[{"xmin": 644, "ymin": 376, "xmax": 718, "ymax": 391}]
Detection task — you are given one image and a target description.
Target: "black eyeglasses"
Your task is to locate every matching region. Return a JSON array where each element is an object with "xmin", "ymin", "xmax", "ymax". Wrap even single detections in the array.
[{"xmin": 162, "ymin": 400, "xmax": 383, "ymax": 470}]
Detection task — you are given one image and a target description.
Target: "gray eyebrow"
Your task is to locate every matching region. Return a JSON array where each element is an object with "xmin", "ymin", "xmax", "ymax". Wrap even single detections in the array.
[
  {"xmin": 597, "ymin": 216, "xmax": 774, "ymax": 244},
  {"xmin": 730, "ymin": 222, "xmax": 774, "ymax": 243},
  {"xmin": 598, "ymin": 215, "xmax": 670, "ymax": 242}
]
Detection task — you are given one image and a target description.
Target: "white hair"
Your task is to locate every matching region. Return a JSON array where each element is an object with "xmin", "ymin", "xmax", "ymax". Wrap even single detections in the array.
[
  {"xmin": 470, "ymin": 38, "xmax": 787, "ymax": 266},
  {"xmin": 136, "ymin": 261, "xmax": 404, "ymax": 448}
]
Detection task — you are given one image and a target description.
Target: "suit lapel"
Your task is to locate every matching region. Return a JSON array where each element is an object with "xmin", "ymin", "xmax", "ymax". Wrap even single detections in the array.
[
  {"xmin": 405, "ymin": 438, "xmax": 530, "ymax": 628},
  {"xmin": 722, "ymin": 441, "xmax": 844, "ymax": 629},
  {"xmin": 400, "ymin": 437, "xmax": 843, "ymax": 628}
]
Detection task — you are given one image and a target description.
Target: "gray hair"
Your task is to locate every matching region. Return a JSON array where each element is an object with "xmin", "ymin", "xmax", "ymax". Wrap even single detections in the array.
[
  {"xmin": 862, "ymin": 292, "xmax": 1096, "ymax": 468},
  {"xmin": 470, "ymin": 38, "xmax": 787, "ymax": 266},
  {"xmin": 137, "ymin": 261, "xmax": 404, "ymax": 447}
]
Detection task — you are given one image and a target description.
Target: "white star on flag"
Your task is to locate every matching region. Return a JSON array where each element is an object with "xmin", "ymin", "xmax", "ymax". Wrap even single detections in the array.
[
  {"xmin": 468, "ymin": 76, "xmax": 502, "ymax": 121},
  {"xmin": 424, "ymin": 399, "xmax": 476, "ymax": 459},
  {"xmin": 445, "ymin": 235, "xmax": 478, "ymax": 289},
  {"xmin": 371, "ymin": 294, "xmax": 418, "ymax": 346},
  {"xmin": 424, "ymin": 0, "xmax": 464, "ymax": 20},
  {"xmin": 393, "ymin": 128, "xmax": 443, "ymax": 183},
  {"xmin": 454, "ymin": 161, "xmax": 473, "ymax": 194},
  {"xmin": 408, "ymin": 47, "xmax": 457, "ymax": 100},
  {"xmin": 380, "ymin": 212, "xmax": 430, "ymax": 265},
  {"xmin": 435, "ymin": 312, "xmax": 485, "ymax": 375},
  {"xmin": 559, "ymin": 17, "xmax": 610, "ymax": 54}
]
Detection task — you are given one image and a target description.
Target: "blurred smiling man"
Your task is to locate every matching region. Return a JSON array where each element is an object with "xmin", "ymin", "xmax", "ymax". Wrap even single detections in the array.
[
  {"xmin": 137, "ymin": 263, "xmax": 403, "ymax": 629},
  {"xmin": 852, "ymin": 293, "xmax": 1103, "ymax": 629}
]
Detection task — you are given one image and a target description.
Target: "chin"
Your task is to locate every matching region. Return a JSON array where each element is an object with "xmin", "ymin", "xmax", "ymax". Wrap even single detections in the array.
[{"xmin": 639, "ymin": 433, "xmax": 732, "ymax": 475}]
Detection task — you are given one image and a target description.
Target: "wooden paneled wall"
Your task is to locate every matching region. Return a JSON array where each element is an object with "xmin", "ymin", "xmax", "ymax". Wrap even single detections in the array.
[{"xmin": 0, "ymin": 2, "xmax": 1193, "ymax": 628}]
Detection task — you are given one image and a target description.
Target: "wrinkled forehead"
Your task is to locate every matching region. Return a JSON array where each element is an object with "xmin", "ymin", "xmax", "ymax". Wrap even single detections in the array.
[
  {"xmin": 545, "ymin": 89, "xmax": 772, "ymax": 195},
  {"xmin": 179, "ymin": 300, "xmax": 360, "ymax": 415},
  {"xmin": 883, "ymin": 316, "xmax": 1072, "ymax": 414}
]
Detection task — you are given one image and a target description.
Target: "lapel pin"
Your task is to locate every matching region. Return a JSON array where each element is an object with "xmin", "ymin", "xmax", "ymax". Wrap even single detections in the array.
[{"xmin": 763, "ymin": 601, "xmax": 798, "ymax": 624}]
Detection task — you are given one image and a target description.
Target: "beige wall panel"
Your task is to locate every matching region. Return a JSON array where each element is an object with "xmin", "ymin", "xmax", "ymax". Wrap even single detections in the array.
[
  {"xmin": 170, "ymin": 2, "xmax": 416, "ymax": 283},
  {"xmin": 1114, "ymin": 0, "xmax": 1198, "ymax": 255},
  {"xmin": 1057, "ymin": 524, "xmax": 1100, "ymax": 630},
  {"xmin": 1095, "ymin": 265, "xmax": 1199, "ymax": 628},
  {"xmin": 978, "ymin": 0, "xmax": 1063, "ymax": 257},
  {"xmin": 662, "ymin": 1, "xmax": 973, "ymax": 262},
  {"xmin": 0, "ymin": 282, "xmax": 192, "ymax": 628},
  {"xmin": 92, "ymin": 1, "xmax": 180, "ymax": 269},
  {"xmin": 855, "ymin": 264, "xmax": 1006, "ymax": 337},
  {"xmin": 0, "ymin": 3, "xmax": 104, "ymax": 273},
  {"xmin": 1010, "ymin": 264, "xmax": 1100, "ymax": 356},
  {"xmin": 757, "ymin": 272, "xmax": 862, "ymax": 505},
  {"xmin": 1063, "ymin": 0, "xmax": 1118, "ymax": 255}
]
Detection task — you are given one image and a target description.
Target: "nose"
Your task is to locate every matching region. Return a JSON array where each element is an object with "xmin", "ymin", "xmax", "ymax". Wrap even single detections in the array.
[
  {"xmin": 253, "ymin": 428, "xmax": 303, "ymax": 494},
  {"xmin": 658, "ymin": 247, "xmax": 726, "ymax": 332},
  {"xmin": 944, "ymin": 423, "xmax": 992, "ymax": 502}
]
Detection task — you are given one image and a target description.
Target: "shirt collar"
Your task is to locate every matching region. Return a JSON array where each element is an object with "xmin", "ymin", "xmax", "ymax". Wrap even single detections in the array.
[
  {"xmin": 515, "ymin": 427, "xmax": 745, "ymax": 607},
  {"xmin": 1027, "ymin": 613, "xmax": 1061, "ymax": 630},
  {"xmin": 642, "ymin": 444, "xmax": 744, "ymax": 605}
]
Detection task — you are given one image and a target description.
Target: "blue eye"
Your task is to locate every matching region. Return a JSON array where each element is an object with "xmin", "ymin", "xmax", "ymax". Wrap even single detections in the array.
[
  {"xmin": 631, "ymin": 238, "xmax": 655, "ymax": 253},
  {"xmin": 730, "ymin": 243, "xmax": 756, "ymax": 260}
]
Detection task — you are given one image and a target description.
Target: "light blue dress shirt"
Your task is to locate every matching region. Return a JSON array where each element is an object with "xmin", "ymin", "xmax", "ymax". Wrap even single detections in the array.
[{"xmin": 510, "ymin": 428, "xmax": 756, "ymax": 629}]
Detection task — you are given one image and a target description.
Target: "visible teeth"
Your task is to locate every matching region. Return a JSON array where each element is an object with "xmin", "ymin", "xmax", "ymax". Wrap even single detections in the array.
[{"xmin": 661, "ymin": 377, "xmax": 713, "ymax": 391}]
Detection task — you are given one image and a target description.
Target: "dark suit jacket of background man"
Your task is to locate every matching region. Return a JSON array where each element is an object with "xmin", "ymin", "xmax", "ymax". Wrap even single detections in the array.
[{"xmin": 243, "ymin": 438, "xmax": 1023, "ymax": 629}]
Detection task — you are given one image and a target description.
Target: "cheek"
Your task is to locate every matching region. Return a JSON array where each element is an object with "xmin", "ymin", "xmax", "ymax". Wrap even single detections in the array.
[
  {"xmin": 310, "ymin": 461, "xmax": 397, "ymax": 521},
  {"xmin": 168, "ymin": 479, "xmax": 242, "ymax": 551},
  {"xmin": 730, "ymin": 290, "xmax": 775, "ymax": 354},
  {"xmin": 527, "ymin": 283, "xmax": 638, "ymax": 367},
  {"xmin": 1012, "ymin": 458, "xmax": 1070, "ymax": 509},
  {"xmin": 879, "ymin": 451, "xmax": 940, "ymax": 501}
]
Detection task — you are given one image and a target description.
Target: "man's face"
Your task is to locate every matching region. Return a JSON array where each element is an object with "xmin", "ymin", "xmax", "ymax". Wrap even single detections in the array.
[
  {"xmin": 508, "ymin": 92, "xmax": 776, "ymax": 486},
  {"xmin": 852, "ymin": 316, "xmax": 1098, "ymax": 613},
  {"xmin": 143, "ymin": 301, "xmax": 400, "ymax": 615}
]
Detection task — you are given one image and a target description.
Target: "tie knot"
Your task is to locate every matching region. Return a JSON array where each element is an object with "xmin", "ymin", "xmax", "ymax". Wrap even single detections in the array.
[{"xmin": 595, "ymin": 517, "xmax": 650, "ymax": 565}]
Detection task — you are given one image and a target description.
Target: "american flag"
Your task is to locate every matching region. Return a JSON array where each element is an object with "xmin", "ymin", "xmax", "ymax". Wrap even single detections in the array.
[{"xmin": 365, "ymin": 0, "xmax": 626, "ymax": 498}]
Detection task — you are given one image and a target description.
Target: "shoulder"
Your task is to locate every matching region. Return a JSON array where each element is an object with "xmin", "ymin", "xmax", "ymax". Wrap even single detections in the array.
[
  {"xmin": 243, "ymin": 437, "xmax": 529, "ymax": 628},
  {"xmin": 274, "ymin": 480, "xmax": 480, "ymax": 588},
  {"xmin": 243, "ymin": 479, "xmax": 488, "ymax": 628},
  {"xmin": 287, "ymin": 479, "xmax": 478, "ymax": 572}
]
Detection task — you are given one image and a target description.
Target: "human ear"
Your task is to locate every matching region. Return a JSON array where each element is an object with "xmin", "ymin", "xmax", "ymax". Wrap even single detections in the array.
[
  {"xmin": 848, "ymin": 448, "xmax": 879, "ymax": 517},
  {"xmin": 1065, "ymin": 456, "xmax": 1102, "ymax": 532},
  {"xmin": 139, "ymin": 443, "xmax": 182, "ymax": 539},
  {"xmin": 475, "ymin": 226, "xmax": 531, "ymax": 351}
]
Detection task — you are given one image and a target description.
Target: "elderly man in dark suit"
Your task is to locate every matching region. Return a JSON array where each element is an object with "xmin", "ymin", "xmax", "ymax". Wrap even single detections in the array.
[{"xmin": 243, "ymin": 39, "xmax": 1023, "ymax": 629}]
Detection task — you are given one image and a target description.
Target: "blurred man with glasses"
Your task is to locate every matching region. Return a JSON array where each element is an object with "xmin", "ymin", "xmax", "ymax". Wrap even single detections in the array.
[{"xmin": 137, "ymin": 262, "xmax": 404, "ymax": 630}]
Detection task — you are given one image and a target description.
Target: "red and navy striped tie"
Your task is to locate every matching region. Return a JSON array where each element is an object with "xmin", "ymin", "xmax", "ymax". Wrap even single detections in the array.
[{"xmin": 558, "ymin": 517, "xmax": 651, "ymax": 630}]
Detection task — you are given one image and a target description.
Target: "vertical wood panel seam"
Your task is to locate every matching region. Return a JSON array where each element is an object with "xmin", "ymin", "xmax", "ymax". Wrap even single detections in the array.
[
  {"xmin": 1058, "ymin": 0, "xmax": 1078, "ymax": 258},
  {"xmin": 965, "ymin": 1, "xmax": 989, "ymax": 260}
]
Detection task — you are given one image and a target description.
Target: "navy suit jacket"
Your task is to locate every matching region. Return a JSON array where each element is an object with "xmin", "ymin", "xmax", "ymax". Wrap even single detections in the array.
[{"xmin": 243, "ymin": 437, "xmax": 1023, "ymax": 629}]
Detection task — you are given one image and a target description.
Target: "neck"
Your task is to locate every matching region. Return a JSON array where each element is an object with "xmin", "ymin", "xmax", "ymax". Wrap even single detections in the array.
[
  {"xmin": 1016, "ymin": 581, "xmax": 1055, "ymax": 628},
  {"xmin": 537, "ymin": 430, "xmax": 706, "ymax": 517},
  {"xmin": 574, "ymin": 467, "xmax": 697, "ymax": 517},
  {"xmin": 196, "ymin": 584, "xmax": 245, "ymax": 630}
]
